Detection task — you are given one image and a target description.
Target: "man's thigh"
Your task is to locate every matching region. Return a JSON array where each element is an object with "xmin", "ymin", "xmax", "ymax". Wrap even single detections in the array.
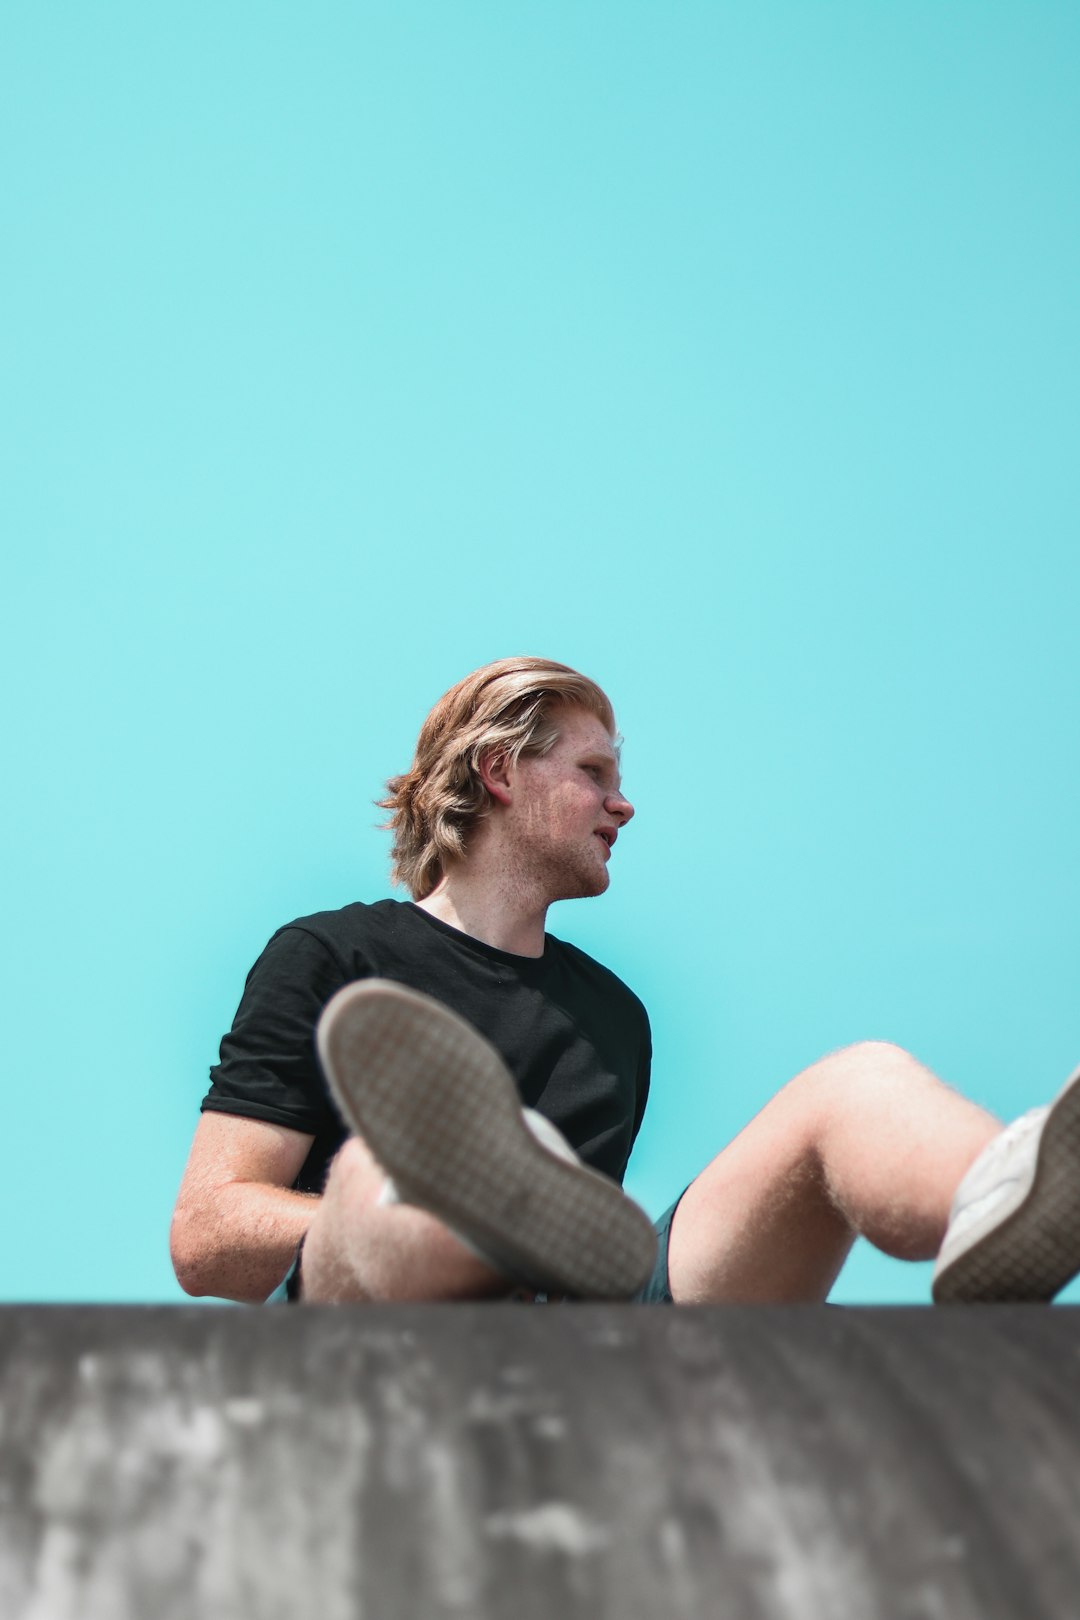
[{"xmin": 665, "ymin": 1088, "xmax": 853, "ymax": 1304}]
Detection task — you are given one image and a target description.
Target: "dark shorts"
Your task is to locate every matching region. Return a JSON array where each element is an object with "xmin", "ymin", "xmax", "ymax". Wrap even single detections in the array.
[
  {"xmin": 634, "ymin": 1194, "xmax": 680, "ymax": 1304},
  {"xmin": 267, "ymin": 1243, "xmax": 306, "ymax": 1304},
  {"xmin": 269, "ymin": 1193, "xmax": 681, "ymax": 1306}
]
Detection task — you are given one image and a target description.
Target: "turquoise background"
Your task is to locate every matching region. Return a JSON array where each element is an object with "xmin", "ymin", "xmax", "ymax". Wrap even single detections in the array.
[{"xmin": 4, "ymin": 5, "xmax": 1078, "ymax": 1304}]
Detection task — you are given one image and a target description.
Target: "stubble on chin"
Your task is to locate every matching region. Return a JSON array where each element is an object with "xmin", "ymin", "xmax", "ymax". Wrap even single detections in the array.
[
  {"xmin": 516, "ymin": 844, "xmax": 610, "ymax": 905},
  {"xmin": 550, "ymin": 852, "xmax": 611, "ymax": 903}
]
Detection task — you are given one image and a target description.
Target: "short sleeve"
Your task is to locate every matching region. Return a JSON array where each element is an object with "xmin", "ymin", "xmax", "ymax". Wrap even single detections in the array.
[{"xmin": 201, "ymin": 925, "xmax": 352, "ymax": 1134}]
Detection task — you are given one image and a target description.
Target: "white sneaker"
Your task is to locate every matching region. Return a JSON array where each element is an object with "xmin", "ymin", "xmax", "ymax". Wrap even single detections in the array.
[
  {"xmin": 316, "ymin": 979, "xmax": 658, "ymax": 1300},
  {"xmin": 375, "ymin": 1107, "xmax": 577, "ymax": 1219},
  {"xmin": 932, "ymin": 1062, "xmax": 1080, "ymax": 1303}
]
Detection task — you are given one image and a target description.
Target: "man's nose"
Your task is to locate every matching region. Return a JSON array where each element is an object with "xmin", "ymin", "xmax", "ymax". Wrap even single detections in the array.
[{"xmin": 607, "ymin": 790, "xmax": 634, "ymax": 826}]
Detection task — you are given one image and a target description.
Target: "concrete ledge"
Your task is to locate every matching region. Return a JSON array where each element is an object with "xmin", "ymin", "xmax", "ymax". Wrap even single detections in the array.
[{"xmin": 2, "ymin": 1304, "xmax": 1079, "ymax": 1619}]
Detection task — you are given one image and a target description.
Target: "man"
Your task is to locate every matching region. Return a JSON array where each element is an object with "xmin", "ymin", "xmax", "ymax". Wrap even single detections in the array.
[{"xmin": 171, "ymin": 656, "xmax": 1080, "ymax": 1307}]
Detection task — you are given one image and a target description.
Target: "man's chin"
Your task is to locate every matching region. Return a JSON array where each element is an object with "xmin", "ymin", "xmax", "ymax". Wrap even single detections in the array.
[{"xmin": 556, "ymin": 866, "xmax": 610, "ymax": 902}]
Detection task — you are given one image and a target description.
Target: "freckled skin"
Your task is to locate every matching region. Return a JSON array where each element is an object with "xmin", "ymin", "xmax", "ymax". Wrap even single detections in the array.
[
  {"xmin": 171, "ymin": 702, "xmax": 636, "ymax": 1303},
  {"xmin": 502, "ymin": 710, "xmax": 634, "ymax": 904},
  {"xmin": 174, "ymin": 683, "xmax": 1007, "ymax": 1309}
]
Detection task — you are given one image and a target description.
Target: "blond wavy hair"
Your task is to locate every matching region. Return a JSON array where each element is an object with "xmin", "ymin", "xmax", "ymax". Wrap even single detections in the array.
[{"xmin": 380, "ymin": 656, "xmax": 616, "ymax": 899}]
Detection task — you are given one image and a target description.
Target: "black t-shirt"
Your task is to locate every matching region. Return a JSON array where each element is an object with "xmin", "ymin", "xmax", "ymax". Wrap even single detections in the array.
[{"xmin": 202, "ymin": 899, "xmax": 651, "ymax": 1194}]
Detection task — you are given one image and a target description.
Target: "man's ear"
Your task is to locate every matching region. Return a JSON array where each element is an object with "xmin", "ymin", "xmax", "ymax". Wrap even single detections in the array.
[{"xmin": 478, "ymin": 749, "xmax": 514, "ymax": 806}]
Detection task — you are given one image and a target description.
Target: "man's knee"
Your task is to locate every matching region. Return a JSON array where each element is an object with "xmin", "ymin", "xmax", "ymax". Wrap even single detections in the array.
[
  {"xmin": 305, "ymin": 1136, "xmax": 511, "ymax": 1304},
  {"xmin": 324, "ymin": 1134, "xmax": 380, "ymax": 1190},
  {"xmin": 788, "ymin": 1041, "xmax": 928, "ymax": 1135},
  {"xmin": 807, "ymin": 1039, "xmax": 917, "ymax": 1087}
]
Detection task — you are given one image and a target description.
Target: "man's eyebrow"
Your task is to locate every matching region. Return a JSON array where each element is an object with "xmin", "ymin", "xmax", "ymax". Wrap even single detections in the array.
[{"xmin": 580, "ymin": 746, "xmax": 623, "ymax": 784}]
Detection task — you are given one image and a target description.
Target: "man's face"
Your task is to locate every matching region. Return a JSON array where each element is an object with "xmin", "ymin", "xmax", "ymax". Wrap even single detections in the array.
[{"xmin": 506, "ymin": 706, "xmax": 635, "ymax": 902}]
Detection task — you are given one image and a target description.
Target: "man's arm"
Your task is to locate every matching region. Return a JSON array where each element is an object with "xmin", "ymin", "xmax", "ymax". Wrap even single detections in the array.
[{"xmin": 170, "ymin": 1113, "xmax": 319, "ymax": 1303}]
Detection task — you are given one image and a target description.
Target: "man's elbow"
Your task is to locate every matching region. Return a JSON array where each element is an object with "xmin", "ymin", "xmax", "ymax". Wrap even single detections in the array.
[{"xmin": 169, "ymin": 1207, "xmax": 216, "ymax": 1297}]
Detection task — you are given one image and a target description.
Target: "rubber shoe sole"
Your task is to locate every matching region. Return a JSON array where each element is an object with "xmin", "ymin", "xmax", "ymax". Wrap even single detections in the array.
[
  {"xmin": 933, "ymin": 1063, "xmax": 1080, "ymax": 1303},
  {"xmin": 316, "ymin": 979, "xmax": 658, "ymax": 1300}
]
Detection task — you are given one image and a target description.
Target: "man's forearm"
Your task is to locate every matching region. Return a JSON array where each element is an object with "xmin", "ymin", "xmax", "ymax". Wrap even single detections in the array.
[{"xmin": 171, "ymin": 1183, "xmax": 320, "ymax": 1304}]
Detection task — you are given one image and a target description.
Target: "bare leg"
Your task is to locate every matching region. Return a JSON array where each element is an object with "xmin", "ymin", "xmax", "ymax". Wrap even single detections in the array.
[
  {"xmin": 306, "ymin": 980, "xmax": 658, "ymax": 1302},
  {"xmin": 300, "ymin": 1137, "xmax": 513, "ymax": 1303},
  {"xmin": 668, "ymin": 1041, "xmax": 1000, "ymax": 1303}
]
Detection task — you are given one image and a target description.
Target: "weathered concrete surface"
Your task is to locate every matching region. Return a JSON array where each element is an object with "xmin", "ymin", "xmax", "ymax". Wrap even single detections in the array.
[{"xmin": 1, "ymin": 1305, "xmax": 1079, "ymax": 1620}]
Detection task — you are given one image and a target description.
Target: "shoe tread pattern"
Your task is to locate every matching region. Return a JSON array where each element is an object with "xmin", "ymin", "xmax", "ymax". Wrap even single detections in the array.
[
  {"xmin": 934, "ymin": 1073, "xmax": 1080, "ymax": 1304},
  {"xmin": 319, "ymin": 982, "xmax": 657, "ymax": 1300}
]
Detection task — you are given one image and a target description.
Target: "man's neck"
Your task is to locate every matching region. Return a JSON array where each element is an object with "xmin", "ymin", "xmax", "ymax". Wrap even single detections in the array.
[{"xmin": 414, "ymin": 877, "xmax": 548, "ymax": 960}]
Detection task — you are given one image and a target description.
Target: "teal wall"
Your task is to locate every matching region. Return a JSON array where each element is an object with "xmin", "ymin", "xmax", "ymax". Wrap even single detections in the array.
[{"xmin": 4, "ymin": 4, "xmax": 1078, "ymax": 1302}]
